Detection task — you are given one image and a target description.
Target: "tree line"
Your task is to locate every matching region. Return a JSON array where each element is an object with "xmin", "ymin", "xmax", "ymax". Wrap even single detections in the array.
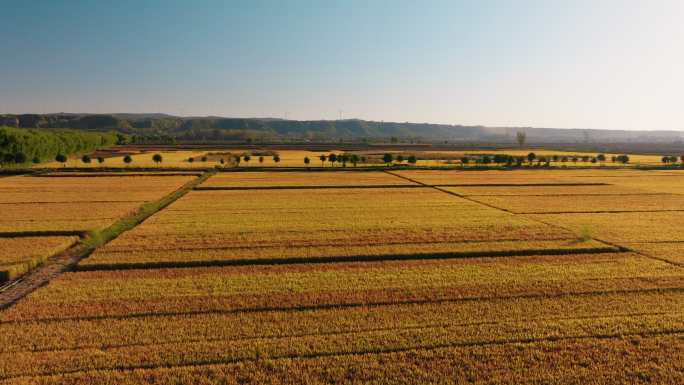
[
  {"xmin": 0, "ymin": 126, "xmax": 123, "ymax": 166},
  {"xmin": 460, "ymin": 153, "xmax": 630, "ymax": 167}
]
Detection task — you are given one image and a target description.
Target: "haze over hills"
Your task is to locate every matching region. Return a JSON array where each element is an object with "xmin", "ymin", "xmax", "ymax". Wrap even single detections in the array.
[{"xmin": 1, "ymin": 113, "xmax": 682, "ymax": 144}]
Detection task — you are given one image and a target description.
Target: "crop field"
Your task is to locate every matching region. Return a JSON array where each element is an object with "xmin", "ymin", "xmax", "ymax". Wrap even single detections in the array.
[
  {"xmin": 464, "ymin": 194, "xmax": 684, "ymax": 213},
  {"xmin": 79, "ymin": 187, "xmax": 613, "ymax": 269},
  {"xmin": 1, "ymin": 168, "xmax": 684, "ymax": 384},
  {"xmin": 200, "ymin": 171, "xmax": 415, "ymax": 188},
  {"xmin": 0, "ymin": 237, "xmax": 78, "ymax": 282},
  {"xmin": 0, "ymin": 175, "xmax": 194, "ymax": 232}
]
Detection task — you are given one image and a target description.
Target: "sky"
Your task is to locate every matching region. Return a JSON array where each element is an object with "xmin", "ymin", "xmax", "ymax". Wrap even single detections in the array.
[{"xmin": 1, "ymin": 0, "xmax": 683, "ymax": 130}]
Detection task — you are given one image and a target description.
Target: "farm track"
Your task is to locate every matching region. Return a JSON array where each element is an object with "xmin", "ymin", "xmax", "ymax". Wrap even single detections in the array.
[{"xmin": 0, "ymin": 172, "xmax": 212, "ymax": 310}]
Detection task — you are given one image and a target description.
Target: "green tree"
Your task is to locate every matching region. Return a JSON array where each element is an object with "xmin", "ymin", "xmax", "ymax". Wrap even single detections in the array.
[
  {"xmin": 188, "ymin": 157, "xmax": 195, "ymax": 163},
  {"xmin": 97, "ymin": 157, "xmax": 105, "ymax": 164},
  {"xmin": 304, "ymin": 156, "xmax": 310, "ymax": 166},
  {"xmin": 461, "ymin": 157, "xmax": 469, "ymax": 166},
  {"xmin": 319, "ymin": 154, "xmax": 327, "ymax": 167},
  {"xmin": 273, "ymin": 155, "xmax": 280, "ymax": 165},
  {"xmin": 13, "ymin": 152, "xmax": 27, "ymax": 164},
  {"xmin": 597, "ymin": 154, "xmax": 606, "ymax": 162},
  {"xmin": 243, "ymin": 155, "xmax": 251, "ymax": 165},
  {"xmin": 32, "ymin": 156, "xmax": 41, "ymax": 164},
  {"xmin": 153, "ymin": 153, "xmax": 163, "ymax": 164},
  {"xmin": 55, "ymin": 154, "xmax": 67, "ymax": 167},
  {"xmin": 81, "ymin": 154, "xmax": 91, "ymax": 164},
  {"xmin": 407, "ymin": 155, "xmax": 417, "ymax": 164},
  {"xmin": 351, "ymin": 154, "xmax": 360, "ymax": 167},
  {"xmin": 527, "ymin": 152, "xmax": 536, "ymax": 163},
  {"xmin": 123, "ymin": 155, "xmax": 132, "ymax": 165},
  {"xmin": 328, "ymin": 153, "xmax": 337, "ymax": 166},
  {"xmin": 382, "ymin": 153, "xmax": 393, "ymax": 165}
]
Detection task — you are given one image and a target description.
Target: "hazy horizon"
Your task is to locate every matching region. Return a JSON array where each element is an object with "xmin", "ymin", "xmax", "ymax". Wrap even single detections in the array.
[{"xmin": 2, "ymin": 0, "xmax": 683, "ymax": 131}]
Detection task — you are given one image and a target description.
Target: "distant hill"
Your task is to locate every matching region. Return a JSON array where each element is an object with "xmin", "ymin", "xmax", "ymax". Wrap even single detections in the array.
[{"xmin": 1, "ymin": 113, "xmax": 682, "ymax": 144}]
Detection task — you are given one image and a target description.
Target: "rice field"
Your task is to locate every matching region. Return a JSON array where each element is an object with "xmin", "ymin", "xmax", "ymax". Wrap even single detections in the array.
[
  {"xmin": 2, "ymin": 167, "xmax": 684, "ymax": 384},
  {"xmin": 79, "ymin": 187, "xmax": 610, "ymax": 269},
  {"xmin": 0, "ymin": 237, "xmax": 78, "ymax": 282},
  {"xmin": 0, "ymin": 175, "xmax": 194, "ymax": 231},
  {"xmin": 200, "ymin": 171, "xmax": 415, "ymax": 188}
]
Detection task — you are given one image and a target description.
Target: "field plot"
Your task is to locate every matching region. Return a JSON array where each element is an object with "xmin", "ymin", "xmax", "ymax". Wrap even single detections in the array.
[
  {"xmin": 447, "ymin": 184, "xmax": 654, "ymax": 196},
  {"xmin": 2, "ymin": 168, "xmax": 684, "ymax": 384},
  {"xmin": 201, "ymin": 171, "xmax": 416, "ymax": 188},
  {"xmin": 464, "ymin": 193, "xmax": 684, "ymax": 214},
  {"xmin": 391, "ymin": 169, "xmax": 681, "ymax": 186},
  {"xmin": 0, "ymin": 253, "xmax": 683, "ymax": 381},
  {"xmin": 623, "ymin": 242, "xmax": 684, "ymax": 265},
  {"xmin": 79, "ymin": 188, "xmax": 613, "ymax": 269},
  {"xmin": 10, "ymin": 253, "xmax": 681, "ymax": 321},
  {"xmin": 2, "ymin": 336, "xmax": 679, "ymax": 385},
  {"xmin": 0, "ymin": 175, "xmax": 194, "ymax": 203},
  {"xmin": 0, "ymin": 175, "xmax": 194, "ymax": 232},
  {"xmin": 527, "ymin": 211, "xmax": 684, "ymax": 244},
  {"xmin": 0, "ymin": 237, "xmax": 77, "ymax": 282}
]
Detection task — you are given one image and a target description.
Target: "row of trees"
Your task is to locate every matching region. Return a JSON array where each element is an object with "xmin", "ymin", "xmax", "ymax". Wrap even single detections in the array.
[
  {"xmin": 0, "ymin": 127, "xmax": 122, "ymax": 166},
  {"xmin": 54, "ymin": 153, "xmax": 164, "ymax": 166},
  {"xmin": 661, "ymin": 155, "xmax": 684, "ymax": 164},
  {"xmin": 460, "ymin": 153, "xmax": 630, "ymax": 166}
]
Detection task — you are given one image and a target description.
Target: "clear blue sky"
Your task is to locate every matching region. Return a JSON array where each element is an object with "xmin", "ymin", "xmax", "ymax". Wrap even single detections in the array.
[{"xmin": 1, "ymin": 0, "xmax": 683, "ymax": 130}]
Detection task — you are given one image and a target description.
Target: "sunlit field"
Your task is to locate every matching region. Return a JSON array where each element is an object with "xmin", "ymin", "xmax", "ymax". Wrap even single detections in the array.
[{"xmin": 1, "ymin": 167, "xmax": 683, "ymax": 384}]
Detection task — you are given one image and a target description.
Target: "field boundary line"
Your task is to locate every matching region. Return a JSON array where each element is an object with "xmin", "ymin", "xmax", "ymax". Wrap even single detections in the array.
[
  {"xmin": 6, "ymin": 285, "xmax": 684, "ymax": 325},
  {"xmin": 434, "ymin": 182, "xmax": 611, "ymax": 187},
  {"xmin": 516, "ymin": 209, "xmax": 684, "ymax": 214},
  {"xmin": 7, "ymin": 329, "xmax": 684, "ymax": 380},
  {"xmin": 0, "ymin": 172, "xmax": 214, "ymax": 310},
  {"xmin": 463, "ymin": 193, "xmax": 674, "ymax": 197},
  {"xmin": 75, "ymin": 246, "xmax": 621, "ymax": 272},
  {"xmin": 0, "ymin": 231, "xmax": 86, "ymax": 238},
  {"xmin": 194, "ymin": 184, "xmax": 423, "ymax": 191}
]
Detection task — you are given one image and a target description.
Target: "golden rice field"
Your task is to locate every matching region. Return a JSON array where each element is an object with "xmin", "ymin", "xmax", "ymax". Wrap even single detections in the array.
[
  {"xmin": 2, "ymin": 167, "xmax": 684, "ymax": 384},
  {"xmin": 200, "ymin": 171, "xmax": 414, "ymax": 187},
  {"xmin": 80, "ymin": 185, "xmax": 612, "ymax": 269},
  {"xmin": 0, "ymin": 175, "xmax": 194, "ymax": 231},
  {"xmin": 0, "ymin": 237, "xmax": 77, "ymax": 282}
]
